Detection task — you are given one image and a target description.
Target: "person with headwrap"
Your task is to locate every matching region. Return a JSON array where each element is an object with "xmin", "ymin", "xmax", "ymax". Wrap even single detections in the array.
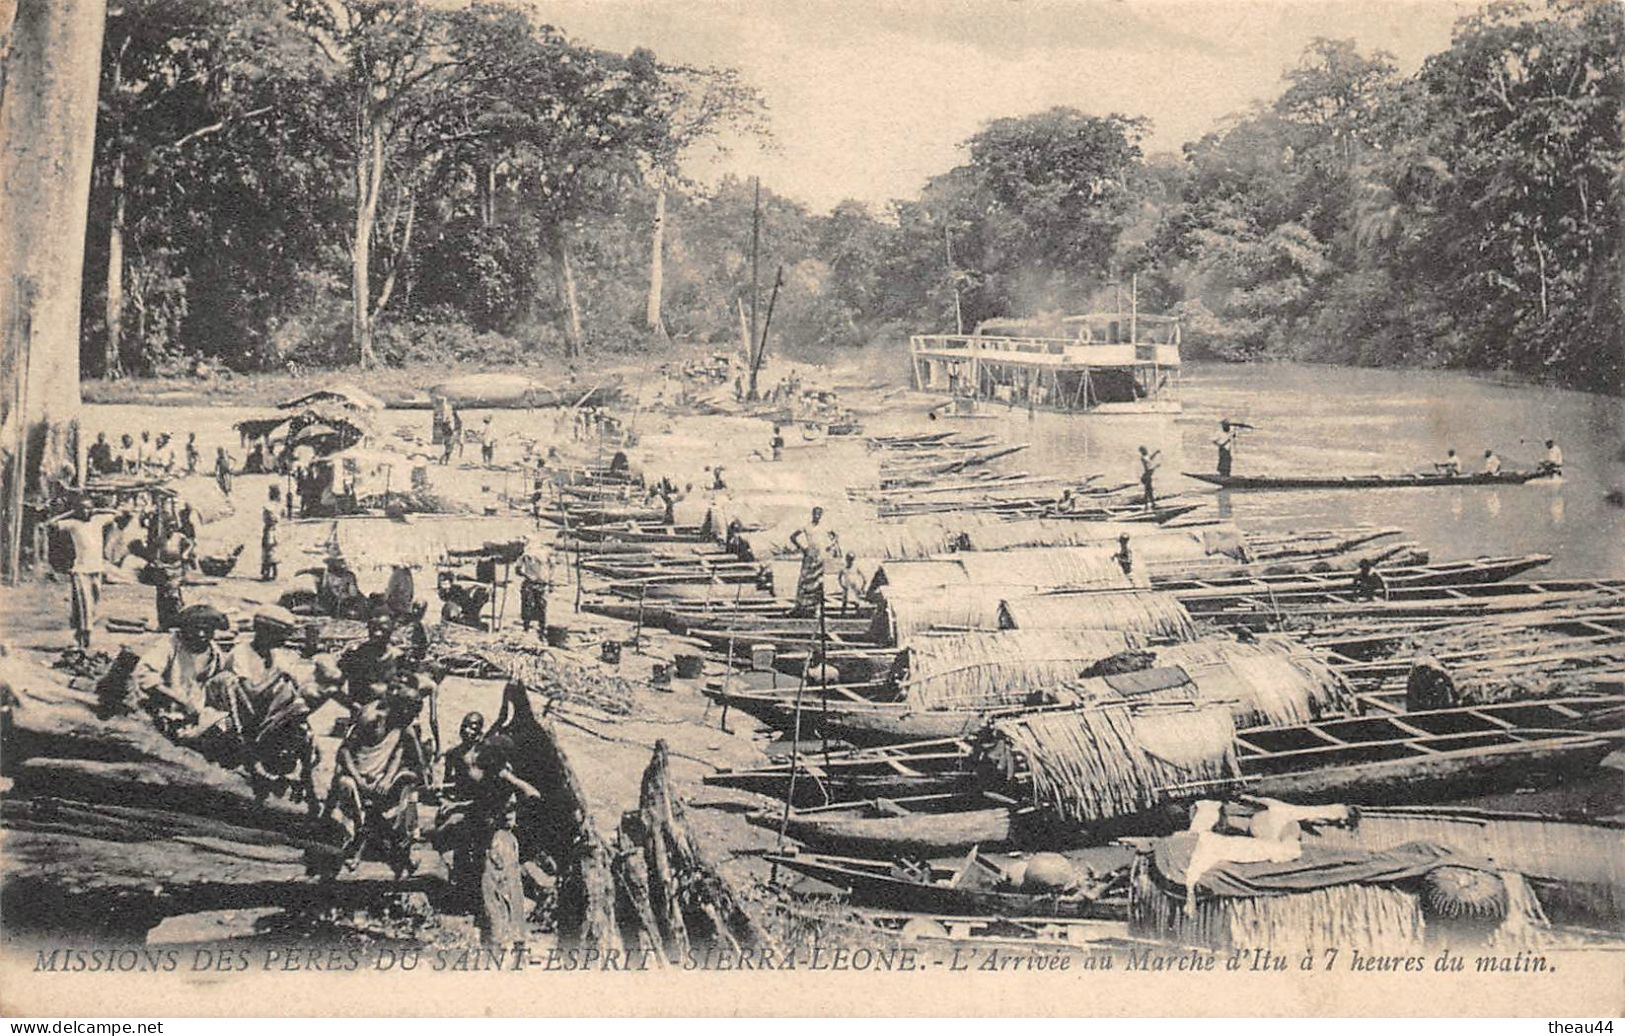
[
  {"xmin": 134, "ymin": 604, "xmax": 232, "ymax": 741},
  {"xmin": 324, "ymin": 679, "xmax": 432, "ymax": 877},
  {"xmin": 223, "ymin": 606, "xmax": 325, "ymax": 806}
]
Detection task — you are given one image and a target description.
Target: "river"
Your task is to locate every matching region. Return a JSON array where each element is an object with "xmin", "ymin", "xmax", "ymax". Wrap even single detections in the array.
[{"xmin": 869, "ymin": 360, "xmax": 1625, "ymax": 579}]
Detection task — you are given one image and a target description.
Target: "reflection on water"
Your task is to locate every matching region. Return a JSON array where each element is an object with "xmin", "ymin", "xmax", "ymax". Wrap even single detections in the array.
[{"xmin": 876, "ymin": 360, "xmax": 1623, "ymax": 577}]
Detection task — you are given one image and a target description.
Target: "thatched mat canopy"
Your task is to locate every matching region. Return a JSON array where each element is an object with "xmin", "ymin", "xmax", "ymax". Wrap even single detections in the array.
[
  {"xmin": 993, "ymin": 702, "xmax": 1240, "ymax": 826},
  {"xmin": 893, "ymin": 628, "xmax": 1141, "ymax": 709},
  {"xmin": 997, "ymin": 591, "xmax": 1199, "ymax": 641},
  {"xmin": 871, "ymin": 547, "xmax": 1147, "ymax": 596}
]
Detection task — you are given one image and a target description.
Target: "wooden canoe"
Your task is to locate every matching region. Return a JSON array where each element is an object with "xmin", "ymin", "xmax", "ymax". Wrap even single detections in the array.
[
  {"xmin": 1001, "ymin": 696, "xmax": 1625, "ymax": 829},
  {"xmin": 1184, "ymin": 470, "xmax": 1551, "ymax": 491},
  {"xmin": 751, "ymin": 792, "xmax": 1029, "ymax": 854},
  {"xmin": 705, "ymin": 737, "xmax": 981, "ymax": 805},
  {"xmin": 703, "ymin": 686, "xmax": 1003, "ymax": 745},
  {"xmin": 765, "ymin": 848, "xmax": 1128, "ymax": 920}
]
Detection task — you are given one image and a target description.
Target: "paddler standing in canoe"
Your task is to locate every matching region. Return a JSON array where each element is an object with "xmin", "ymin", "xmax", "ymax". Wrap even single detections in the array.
[
  {"xmin": 1137, "ymin": 446, "xmax": 1162, "ymax": 508},
  {"xmin": 788, "ymin": 507, "xmax": 827, "ymax": 618},
  {"xmin": 1212, "ymin": 421, "xmax": 1238, "ymax": 477}
]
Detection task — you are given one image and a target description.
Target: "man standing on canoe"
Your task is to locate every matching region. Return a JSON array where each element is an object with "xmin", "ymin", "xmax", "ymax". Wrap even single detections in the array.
[
  {"xmin": 788, "ymin": 507, "xmax": 827, "ymax": 618},
  {"xmin": 1138, "ymin": 446, "xmax": 1162, "ymax": 508},
  {"xmin": 1212, "ymin": 421, "xmax": 1237, "ymax": 477}
]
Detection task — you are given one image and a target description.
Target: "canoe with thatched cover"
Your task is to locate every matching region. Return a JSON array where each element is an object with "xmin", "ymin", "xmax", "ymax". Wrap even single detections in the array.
[
  {"xmin": 994, "ymin": 695, "xmax": 1624, "ymax": 834},
  {"xmin": 1304, "ymin": 805, "xmax": 1625, "ymax": 928},
  {"xmin": 868, "ymin": 547, "xmax": 1148, "ymax": 597},
  {"xmin": 995, "ymin": 591, "xmax": 1200, "ymax": 641},
  {"xmin": 890, "ymin": 629, "xmax": 1142, "ymax": 710}
]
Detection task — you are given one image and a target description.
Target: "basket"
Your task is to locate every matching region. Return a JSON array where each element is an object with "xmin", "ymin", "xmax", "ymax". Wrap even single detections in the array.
[{"xmin": 675, "ymin": 653, "xmax": 705, "ymax": 679}]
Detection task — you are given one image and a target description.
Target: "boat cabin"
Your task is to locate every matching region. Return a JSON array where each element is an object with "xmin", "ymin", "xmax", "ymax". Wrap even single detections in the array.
[{"xmin": 910, "ymin": 312, "xmax": 1182, "ymax": 415}]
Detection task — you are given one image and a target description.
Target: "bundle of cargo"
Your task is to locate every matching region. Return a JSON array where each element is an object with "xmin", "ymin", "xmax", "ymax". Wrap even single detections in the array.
[{"xmin": 1129, "ymin": 818, "xmax": 1555, "ymax": 950}]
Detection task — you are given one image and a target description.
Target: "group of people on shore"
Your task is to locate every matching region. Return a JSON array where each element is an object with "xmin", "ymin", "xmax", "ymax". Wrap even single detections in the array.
[{"xmin": 55, "ymin": 500, "xmax": 543, "ymax": 883}]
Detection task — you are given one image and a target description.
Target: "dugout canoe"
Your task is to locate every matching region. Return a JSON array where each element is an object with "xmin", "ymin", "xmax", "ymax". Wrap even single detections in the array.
[
  {"xmin": 751, "ymin": 792, "xmax": 1030, "ymax": 854},
  {"xmin": 1154, "ymin": 554, "xmax": 1551, "ymax": 597},
  {"xmin": 705, "ymin": 737, "xmax": 981, "ymax": 805},
  {"xmin": 1001, "ymin": 695, "xmax": 1625, "ymax": 833},
  {"xmin": 765, "ymin": 848, "xmax": 1128, "ymax": 920},
  {"xmin": 1184, "ymin": 470, "xmax": 1551, "ymax": 491},
  {"xmin": 704, "ymin": 686, "xmax": 998, "ymax": 745}
]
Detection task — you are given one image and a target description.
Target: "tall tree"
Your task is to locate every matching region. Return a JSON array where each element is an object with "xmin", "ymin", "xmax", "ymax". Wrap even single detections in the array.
[
  {"xmin": 642, "ymin": 62, "xmax": 766, "ymax": 339},
  {"xmin": 0, "ymin": 0, "xmax": 107, "ymax": 581},
  {"xmin": 286, "ymin": 0, "xmax": 473, "ymax": 366},
  {"xmin": 470, "ymin": 28, "xmax": 661, "ymax": 357},
  {"xmin": 93, "ymin": 0, "xmax": 279, "ymax": 379}
]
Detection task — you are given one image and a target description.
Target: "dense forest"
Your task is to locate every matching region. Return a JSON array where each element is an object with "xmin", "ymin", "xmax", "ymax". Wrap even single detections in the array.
[{"xmin": 80, "ymin": 0, "xmax": 1621, "ymax": 391}]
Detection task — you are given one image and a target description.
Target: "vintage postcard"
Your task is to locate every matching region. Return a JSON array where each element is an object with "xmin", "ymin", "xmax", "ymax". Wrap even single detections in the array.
[{"xmin": 1, "ymin": 0, "xmax": 1620, "ymax": 1019}]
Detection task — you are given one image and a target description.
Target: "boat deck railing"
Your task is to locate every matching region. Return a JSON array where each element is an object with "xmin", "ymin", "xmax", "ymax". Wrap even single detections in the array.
[{"xmin": 910, "ymin": 334, "xmax": 1180, "ymax": 368}]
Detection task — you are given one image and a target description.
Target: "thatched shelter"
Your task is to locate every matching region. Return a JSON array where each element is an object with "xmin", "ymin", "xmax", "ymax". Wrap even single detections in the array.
[
  {"xmin": 279, "ymin": 383, "xmax": 386, "ymax": 412},
  {"xmin": 1152, "ymin": 642, "xmax": 1354, "ymax": 727},
  {"xmin": 997, "ymin": 591, "xmax": 1199, "ymax": 641},
  {"xmin": 962, "ymin": 521, "xmax": 1246, "ymax": 562},
  {"xmin": 870, "ymin": 586, "xmax": 1013, "ymax": 645},
  {"xmin": 991, "ymin": 702, "xmax": 1240, "ymax": 827},
  {"xmin": 892, "ymin": 628, "xmax": 1142, "ymax": 709},
  {"xmin": 869, "ymin": 547, "xmax": 1146, "ymax": 596}
]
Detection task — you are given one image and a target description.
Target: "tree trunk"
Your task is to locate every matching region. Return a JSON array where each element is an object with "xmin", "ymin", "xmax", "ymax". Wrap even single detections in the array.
[
  {"xmin": 644, "ymin": 179, "xmax": 668, "ymax": 339},
  {"xmin": 350, "ymin": 113, "xmax": 383, "ymax": 368},
  {"xmin": 0, "ymin": 0, "xmax": 105, "ymax": 583},
  {"xmin": 104, "ymin": 155, "xmax": 126, "ymax": 380},
  {"xmin": 556, "ymin": 232, "xmax": 584, "ymax": 359}
]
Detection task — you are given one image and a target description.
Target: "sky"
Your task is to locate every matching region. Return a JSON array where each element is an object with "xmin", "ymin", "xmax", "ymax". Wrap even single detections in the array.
[{"xmin": 518, "ymin": 0, "xmax": 1481, "ymax": 211}]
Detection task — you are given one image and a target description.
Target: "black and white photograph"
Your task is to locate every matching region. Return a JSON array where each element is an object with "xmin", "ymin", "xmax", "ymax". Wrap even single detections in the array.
[{"xmin": 0, "ymin": 0, "xmax": 1620, "ymax": 1019}]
